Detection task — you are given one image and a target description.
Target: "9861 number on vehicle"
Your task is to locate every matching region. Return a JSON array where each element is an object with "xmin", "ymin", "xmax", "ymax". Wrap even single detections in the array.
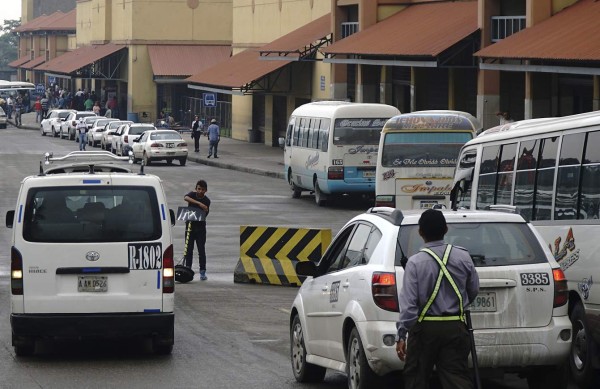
[{"xmin": 469, "ymin": 292, "xmax": 497, "ymax": 312}]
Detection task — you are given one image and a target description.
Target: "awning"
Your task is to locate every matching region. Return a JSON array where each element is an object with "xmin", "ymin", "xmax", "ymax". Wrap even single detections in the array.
[
  {"xmin": 475, "ymin": 0, "xmax": 600, "ymax": 75},
  {"xmin": 186, "ymin": 49, "xmax": 288, "ymax": 95},
  {"xmin": 148, "ymin": 45, "xmax": 231, "ymax": 83},
  {"xmin": 35, "ymin": 43, "xmax": 126, "ymax": 78},
  {"xmin": 8, "ymin": 56, "xmax": 32, "ymax": 68},
  {"xmin": 259, "ymin": 13, "xmax": 331, "ymax": 61},
  {"xmin": 323, "ymin": 1, "xmax": 478, "ymax": 67},
  {"xmin": 23, "ymin": 55, "xmax": 46, "ymax": 70}
]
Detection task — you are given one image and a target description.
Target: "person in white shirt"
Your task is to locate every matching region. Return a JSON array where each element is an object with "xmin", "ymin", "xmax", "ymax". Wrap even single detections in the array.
[{"xmin": 76, "ymin": 117, "xmax": 88, "ymax": 150}]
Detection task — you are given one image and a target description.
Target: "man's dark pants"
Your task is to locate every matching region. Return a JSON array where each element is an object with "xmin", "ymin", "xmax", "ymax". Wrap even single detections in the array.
[
  {"xmin": 403, "ymin": 321, "xmax": 473, "ymax": 389},
  {"xmin": 183, "ymin": 221, "xmax": 206, "ymax": 271}
]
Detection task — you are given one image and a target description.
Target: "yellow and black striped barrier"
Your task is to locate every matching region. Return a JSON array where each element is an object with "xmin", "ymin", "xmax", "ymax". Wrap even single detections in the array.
[{"xmin": 233, "ymin": 226, "xmax": 332, "ymax": 286}]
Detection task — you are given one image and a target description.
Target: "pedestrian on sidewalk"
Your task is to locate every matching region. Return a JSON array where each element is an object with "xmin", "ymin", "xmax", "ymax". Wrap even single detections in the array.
[
  {"xmin": 76, "ymin": 117, "xmax": 88, "ymax": 151},
  {"xmin": 207, "ymin": 119, "xmax": 220, "ymax": 158},
  {"xmin": 396, "ymin": 209, "xmax": 479, "ymax": 389},
  {"xmin": 191, "ymin": 115, "xmax": 203, "ymax": 152},
  {"xmin": 6, "ymin": 96, "xmax": 13, "ymax": 119},
  {"xmin": 183, "ymin": 180, "xmax": 211, "ymax": 281},
  {"xmin": 34, "ymin": 97, "xmax": 42, "ymax": 123},
  {"xmin": 40, "ymin": 96, "xmax": 49, "ymax": 118}
]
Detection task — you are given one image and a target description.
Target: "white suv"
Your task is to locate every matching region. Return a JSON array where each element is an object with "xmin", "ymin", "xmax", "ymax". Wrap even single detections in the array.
[
  {"xmin": 115, "ymin": 123, "xmax": 157, "ymax": 156},
  {"xmin": 290, "ymin": 207, "xmax": 571, "ymax": 388},
  {"xmin": 5, "ymin": 151, "xmax": 176, "ymax": 356}
]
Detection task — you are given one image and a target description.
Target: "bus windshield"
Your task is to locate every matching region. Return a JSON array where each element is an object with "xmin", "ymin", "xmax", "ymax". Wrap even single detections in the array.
[
  {"xmin": 333, "ymin": 118, "xmax": 388, "ymax": 145},
  {"xmin": 381, "ymin": 132, "xmax": 473, "ymax": 167}
]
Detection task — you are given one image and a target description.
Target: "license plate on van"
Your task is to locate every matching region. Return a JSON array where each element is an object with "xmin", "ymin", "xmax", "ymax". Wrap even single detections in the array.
[
  {"xmin": 469, "ymin": 292, "xmax": 496, "ymax": 312},
  {"xmin": 78, "ymin": 276, "xmax": 108, "ymax": 292}
]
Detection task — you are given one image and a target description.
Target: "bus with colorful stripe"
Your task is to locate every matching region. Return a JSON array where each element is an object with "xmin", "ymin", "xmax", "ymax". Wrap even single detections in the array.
[
  {"xmin": 375, "ymin": 110, "xmax": 480, "ymax": 209},
  {"xmin": 280, "ymin": 101, "xmax": 400, "ymax": 206}
]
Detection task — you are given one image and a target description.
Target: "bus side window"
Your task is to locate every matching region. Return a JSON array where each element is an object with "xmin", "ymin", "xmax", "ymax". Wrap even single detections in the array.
[
  {"xmin": 514, "ymin": 140, "xmax": 540, "ymax": 221},
  {"xmin": 555, "ymin": 133, "xmax": 585, "ymax": 220},
  {"xmin": 581, "ymin": 131, "xmax": 600, "ymax": 220},
  {"xmin": 319, "ymin": 119, "xmax": 330, "ymax": 152},
  {"xmin": 292, "ymin": 118, "xmax": 300, "ymax": 146},
  {"xmin": 286, "ymin": 118, "xmax": 294, "ymax": 146},
  {"xmin": 496, "ymin": 143, "xmax": 517, "ymax": 205},
  {"xmin": 311, "ymin": 119, "xmax": 320, "ymax": 149},
  {"xmin": 476, "ymin": 145, "xmax": 500, "ymax": 209},
  {"xmin": 307, "ymin": 119, "xmax": 315, "ymax": 149},
  {"xmin": 301, "ymin": 118, "xmax": 309, "ymax": 148},
  {"xmin": 533, "ymin": 137, "xmax": 559, "ymax": 221}
]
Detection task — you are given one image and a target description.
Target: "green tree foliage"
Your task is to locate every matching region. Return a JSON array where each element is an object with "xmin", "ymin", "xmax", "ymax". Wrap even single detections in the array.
[{"xmin": 0, "ymin": 19, "xmax": 21, "ymax": 69}]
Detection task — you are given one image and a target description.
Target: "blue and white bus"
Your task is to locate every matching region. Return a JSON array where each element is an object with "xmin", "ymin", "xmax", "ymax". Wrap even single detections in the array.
[{"xmin": 280, "ymin": 101, "xmax": 400, "ymax": 206}]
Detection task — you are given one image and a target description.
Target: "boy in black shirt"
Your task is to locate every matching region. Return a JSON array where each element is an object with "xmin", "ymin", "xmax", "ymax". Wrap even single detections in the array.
[{"xmin": 183, "ymin": 180, "xmax": 211, "ymax": 280}]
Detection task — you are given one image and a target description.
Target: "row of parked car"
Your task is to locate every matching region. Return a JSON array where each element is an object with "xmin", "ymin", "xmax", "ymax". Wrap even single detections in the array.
[{"xmin": 40, "ymin": 109, "xmax": 189, "ymax": 166}]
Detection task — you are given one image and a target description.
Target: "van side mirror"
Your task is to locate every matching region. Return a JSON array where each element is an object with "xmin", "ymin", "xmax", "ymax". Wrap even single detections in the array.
[
  {"xmin": 296, "ymin": 261, "xmax": 317, "ymax": 277},
  {"xmin": 278, "ymin": 137, "xmax": 285, "ymax": 149},
  {"xmin": 169, "ymin": 209, "xmax": 176, "ymax": 226},
  {"xmin": 6, "ymin": 210, "xmax": 15, "ymax": 228}
]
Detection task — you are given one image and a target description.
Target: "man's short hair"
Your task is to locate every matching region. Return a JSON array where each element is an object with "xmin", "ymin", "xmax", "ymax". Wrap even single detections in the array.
[
  {"xmin": 196, "ymin": 180, "xmax": 207, "ymax": 190},
  {"xmin": 418, "ymin": 209, "xmax": 447, "ymax": 241}
]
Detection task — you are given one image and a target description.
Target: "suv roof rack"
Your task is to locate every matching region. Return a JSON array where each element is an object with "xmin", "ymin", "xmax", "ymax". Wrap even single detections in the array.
[
  {"xmin": 366, "ymin": 207, "xmax": 404, "ymax": 226},
  {"xmin": 39, "ymin": 151, "xmax": 137, "ymax": 176}
]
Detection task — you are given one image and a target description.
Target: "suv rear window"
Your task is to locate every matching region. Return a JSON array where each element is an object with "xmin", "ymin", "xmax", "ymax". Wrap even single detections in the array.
[
  {"xmin": 23, "ymin": 186, "xmax": 161, "ymax": 243},
  {"xmin": 130, "ymin": 126, "xmax": 151, "ymax": 135},
  {"xmin": 398, "ymin": 223, "xmax": 547, "ymax": 267}
]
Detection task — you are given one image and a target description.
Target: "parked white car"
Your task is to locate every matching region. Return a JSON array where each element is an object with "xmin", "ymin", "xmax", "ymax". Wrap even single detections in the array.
[
  {"xmin": 60, "ymin": 111, "xmax": 97, "ymax": 140},
  {"xmin": 132, "ymin": 129, "xmax": 188, "ymax": 166},
  {"xmin": 115, "ymin": 123, "xmax": 157, "ymax": 156},
  {"xmin": 40, "ymin": 109, "xmax": 75, "ymax": 137},
  {"xmin": 0, "ymin": 106, "xmax": 7, "ymax": 129},
  {"xmin": 101, "ymin": 120, "xmax": 132, "ymax": 151},
  {"xmin": 290, "ymin": 207, "xmax": 571, "ymax": 389},
  {"xmin": 88, "ymin": 118, "xmax": 119, "ymax": 147}
]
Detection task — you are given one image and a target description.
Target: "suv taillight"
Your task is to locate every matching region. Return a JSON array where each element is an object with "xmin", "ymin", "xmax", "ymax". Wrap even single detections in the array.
[
  {"xmin": 124, "ymin": 135, "xmax": 129, "ymax": 143},
  {"xmin": 553, "ymin": 268, "xmax": 568, "ymax": 308},
  {"xmin": 11, "ymin": 246, "xmax": 23, "ymax": 295},
  {"xmin": 372, "ymin": 272, "xmax": 398, "ymax": 312},
  {"xmin": 163, "ymin": 244, "xmax": 174, "ymax": 293},
  {"xmin": 328, "ymin": 166, "xmax": 344, "ymax": 180}
]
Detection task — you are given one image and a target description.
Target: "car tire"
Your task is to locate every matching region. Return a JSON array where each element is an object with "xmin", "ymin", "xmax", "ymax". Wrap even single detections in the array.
[
  {"xmin": 179, "ymin": 158, "xmax": 186, "ymax": 166},
  {"xmin": 289, "ymin": 170, "xmax": 301, "ymax": 199},
  {"xmin": 290, "ymin": 315, "xmax": 326, "ymax": 383},
  {"xmin": 41, "ymin": 127, "xmax": 45, "ymax": 136},
  {"xmin": 143, "ymin": 153, "xmax": 151, "ymax": 166},
  {"xmin": 527, "ymin": 364, "xmax": 568, "ymax": 389},
  {"xmin": 53, "ymin": 127, "xmax": 58, "ymax": 137},
  {"xmin": 314, "ymin": 179, "xmax": 327, "ymax": 207},
  {"xmin": 167, "ymin": 159, "xmax": 173, "ymax": 165},
  {"xmin": 347, "ymin": 327, "xmax": 380, "ymax": 389},
  {"xmin": 570, "ymin": 301, "xmax": 599, "ymax": 388}
]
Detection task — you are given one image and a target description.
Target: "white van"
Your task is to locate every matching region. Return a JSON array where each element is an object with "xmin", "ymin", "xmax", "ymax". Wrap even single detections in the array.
[{"xmin": 5, "ymin": 151, "xmax": 176, "ymax": 356}]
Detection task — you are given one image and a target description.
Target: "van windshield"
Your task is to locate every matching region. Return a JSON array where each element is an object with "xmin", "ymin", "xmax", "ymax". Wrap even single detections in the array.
[
  {"xmin": 23, "ymin": 186, "xmax": 161, "ymax": 243},
  {"xmin": 398, "ymin": 222, "xmax": 547, "ymax": 267}
]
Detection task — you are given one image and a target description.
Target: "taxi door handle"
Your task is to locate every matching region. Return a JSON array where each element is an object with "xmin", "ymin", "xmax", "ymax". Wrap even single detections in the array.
[{"xmin": 342, "ymin": 282, "xmax": 350, "ymax": 288}]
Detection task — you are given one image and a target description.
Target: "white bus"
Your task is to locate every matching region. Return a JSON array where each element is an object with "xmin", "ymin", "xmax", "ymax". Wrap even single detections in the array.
[
  {"xmin": 280, "ymin": 101, "xmax": 400, "ymax": 206},
  {"xmin": 375, "ymin": 110, "xmax": 480, "ymax": 209},
  {"xmin": 449, "ymin": 110, "xmax": 600, "ymax": 387}
]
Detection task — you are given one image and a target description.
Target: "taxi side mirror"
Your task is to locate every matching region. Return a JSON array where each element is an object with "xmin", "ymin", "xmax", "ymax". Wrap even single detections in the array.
[
  {"xmin": 296, "ymin": 261, "xmax": 317, "ymax": 277},
  {"xmin": 6, "ymin": 210, "xmax": 15, "ymax": 228},
  {"xmin": 169, "ymin": 209, "xmax": 176, "ymax": 226}
]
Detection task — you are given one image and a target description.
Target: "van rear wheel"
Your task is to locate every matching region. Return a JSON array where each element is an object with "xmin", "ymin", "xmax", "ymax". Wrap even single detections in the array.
[{"xmin": 314, "ymin": 180, "xmax": 326, "ymax": 206}]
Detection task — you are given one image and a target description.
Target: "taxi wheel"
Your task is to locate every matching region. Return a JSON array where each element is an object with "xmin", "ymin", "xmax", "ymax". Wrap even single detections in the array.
[
  {"xmin": 167, "ymin": 159, "xmax": 173, "ymax": 165},
  {"xmin": 179, "ymin": 158, "xmax": 186, "ymax": 166},
  {"xmin": 290, "ymin": 315, "xmax": 326, "ymax": 383},
  {"xmin": 143, "ymin": 153, "xmax": 152, "ymax": 166},
  {"xmin": 569, "ymin": 302, "xmax": 598, "ymax": 388},
  {"xmin": 347, "ymin": 327, "xmax": 380, "ymax": 389},
  {"xmin": 41, "ymin": 127, "xmax": 46, "ymax": 136},
  {"xmin": 314, "ymin": 180, "xmax": 327, "ymax": 207}
]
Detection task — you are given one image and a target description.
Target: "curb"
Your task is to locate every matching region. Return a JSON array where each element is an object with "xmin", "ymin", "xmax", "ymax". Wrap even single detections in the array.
[{"xmin": 10, "ymin": 120, "xmax": 285, "ymax": 180}]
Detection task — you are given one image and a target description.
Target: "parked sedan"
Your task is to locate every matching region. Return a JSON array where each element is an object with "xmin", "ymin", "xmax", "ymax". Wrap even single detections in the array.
[
  {"xmin": 114, "ymin": 123, "xmax": 156, "ymax": 157},
  {"xmin": 40, "ymin": 109, "xmax": 75, "ymax": 137},
  {"xmin": 60, "ymin": 111, "xmax": 97, "ymax": 140},
  {"xmin": 132, "ymin": 129, "xmax": 188, "ymax": 166},
  {"xmin": 88, "ymin": 118, "xmax": 119, "ymax": 147},
  {"xmin": 101, "ymin": 120, "xmax": 132, "ymax": 151},
  {"xmin": 0, "ymin": 106, "xmax": 6, "ymax": 129}
]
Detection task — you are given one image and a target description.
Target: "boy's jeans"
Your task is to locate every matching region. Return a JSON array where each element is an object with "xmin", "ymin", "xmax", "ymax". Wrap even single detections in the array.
[{"xmin": 79, "ymin": 133, "xmax": 87, "ymax": 150}]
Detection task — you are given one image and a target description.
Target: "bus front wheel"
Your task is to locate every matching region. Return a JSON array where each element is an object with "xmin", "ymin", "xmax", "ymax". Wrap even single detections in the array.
[{"xmin": 289, "ymin": 171, "xmax": 301, "ymax": 198}]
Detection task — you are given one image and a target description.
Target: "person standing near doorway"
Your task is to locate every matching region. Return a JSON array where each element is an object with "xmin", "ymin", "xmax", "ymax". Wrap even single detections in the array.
[
  {"xmin": 396, "ymin": 209, "xmax": 479, "ymax": 389},
  {"xmin": 207, "ymin": 119, "xmax": 220, "ymax": 158},
  {"xmin": 183, "ymin": 180, "xmax": 211, "ymax": 281},
  {"xmin": 191, "ymin": 115, "xmax": 203, "ymax": 152}
]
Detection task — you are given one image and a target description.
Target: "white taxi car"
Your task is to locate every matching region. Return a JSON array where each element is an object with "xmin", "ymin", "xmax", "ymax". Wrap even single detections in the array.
[
  {"xmin": 0, "ymin": 106, "xmax": 7, "ymax": 129},
  {"xmin": 115, "ymin": 123, "xmax": 156, "ymax": 157},
  {"xmin": 291, "ymin": 207, "xmax": 571, "ymax": 389},
  {"xmin": 40, "ymin": 109, "xmax": 75, "ymax": 137},
  {"xmin": 5, "ymin": 151, "xmax": 176, "ymax": 356},
  {"xmin": 87, "ymin": 117, "xmax": 119, "ymax": 147},
  {"xmin": 101, "ymin": 120, "xmax": 132, "ymax": 151},
  {"xmin": 132, "ymin": 129, "xmax": 188, "ymax": 166}
]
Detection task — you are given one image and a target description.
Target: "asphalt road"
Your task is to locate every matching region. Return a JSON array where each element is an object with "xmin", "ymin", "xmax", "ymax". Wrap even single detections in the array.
[{"xmin": 0, "ymin": 124, "xmax": 579, "ymax": 388}]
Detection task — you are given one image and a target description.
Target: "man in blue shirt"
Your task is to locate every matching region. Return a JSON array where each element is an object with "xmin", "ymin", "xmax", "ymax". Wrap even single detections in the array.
[
  {"xmin": 396, "ymin": 209, "xmax": 479, "ymax": 389},
  {"xmin": 207, "ymin": 119, "xmax": 220, "ymax": 158}
]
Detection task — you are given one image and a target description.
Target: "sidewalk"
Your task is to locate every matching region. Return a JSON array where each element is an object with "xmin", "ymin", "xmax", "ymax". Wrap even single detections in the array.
[{"xmin": 10, "ymin": 111, "xmax": 286, "ymax": 180}]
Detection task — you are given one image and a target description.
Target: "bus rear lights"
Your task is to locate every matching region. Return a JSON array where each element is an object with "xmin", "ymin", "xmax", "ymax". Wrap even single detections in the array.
[{"xmin": 327, "ymin": 166, "xmax": 344, "ymax": 180}]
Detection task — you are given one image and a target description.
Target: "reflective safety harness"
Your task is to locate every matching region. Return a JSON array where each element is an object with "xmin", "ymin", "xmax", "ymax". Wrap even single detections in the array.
[{"xmin": 417, "ymin": 244, "xmax": 465, "ymax": 323}]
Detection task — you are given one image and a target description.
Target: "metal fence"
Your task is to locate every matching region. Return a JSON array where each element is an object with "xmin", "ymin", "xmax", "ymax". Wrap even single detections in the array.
[{"xmin": 179, "ymin": 96, "xmax": 232, "ymax": 137}]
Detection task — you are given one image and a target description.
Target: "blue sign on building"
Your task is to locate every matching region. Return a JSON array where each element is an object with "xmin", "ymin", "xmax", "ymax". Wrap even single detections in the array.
[
  {"xmin": 47, "ymin": 76, "xmax": 56, "ymax": 84},
  {"xmin": 203, "ymin": 93, "xmax": 216, "ymax": 107},
  {"xmin": 36, "ymin": 83, "xmax": 45, "ymax": 94}
]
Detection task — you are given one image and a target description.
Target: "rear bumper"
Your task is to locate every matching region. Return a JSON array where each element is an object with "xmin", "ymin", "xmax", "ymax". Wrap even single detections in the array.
[{"xmin": 11, "ymin": 312, "xmax": 174, "ymax": 341}]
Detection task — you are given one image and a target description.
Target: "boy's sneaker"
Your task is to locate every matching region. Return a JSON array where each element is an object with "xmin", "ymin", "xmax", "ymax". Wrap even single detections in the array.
[{"xmin": 200, "ymin": 271, "xmax": 207, "ymax": 281}]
